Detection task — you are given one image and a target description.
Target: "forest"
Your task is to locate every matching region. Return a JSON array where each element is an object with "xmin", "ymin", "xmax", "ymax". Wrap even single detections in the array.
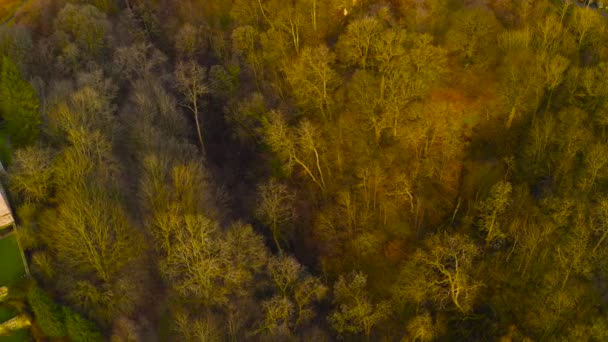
[{"xmin": 1, "ymin": 0, "xmax": 608, "ymax": 340}]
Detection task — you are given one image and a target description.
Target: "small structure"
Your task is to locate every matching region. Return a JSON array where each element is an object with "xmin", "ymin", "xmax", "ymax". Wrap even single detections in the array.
[
  {"xmin": 0, "ymin": 161, "xmax": 12, "ymax": 231},
  {"xmin": 0, "ymin": 162, "xmax": 29, "ymax": 278},
  {"xmin": 0, "ymin": 162, "xmax": 30, "ymax": 340},
  {"xmin": 0, "ymin": 287, "xmax": 7, "ymax": 302},
  {"xmin": 0, "ymin": 187, "xmax": 14, "ymax": 231},
  {"xmin": 0, "ymin": 314, "xmax": 31, "ymax": 336}
]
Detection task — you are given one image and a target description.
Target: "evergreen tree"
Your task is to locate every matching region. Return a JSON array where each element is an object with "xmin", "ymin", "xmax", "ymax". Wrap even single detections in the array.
[
  {"xmin": 63, "ymin": 307, "xmax": 103, "ymax": 342},
  {"xmin": 27, "ymin": 286, "xmax": 66, "ymax": 338},
  {"xmin": 0, "ymin": 55, "xmax": 40, "ymax": 149}
]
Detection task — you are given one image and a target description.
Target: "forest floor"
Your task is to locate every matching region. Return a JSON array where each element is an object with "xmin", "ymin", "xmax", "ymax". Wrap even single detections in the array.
[{"xmin": 559, "ymin": 0, "xmax": 608, "ymax": 18}]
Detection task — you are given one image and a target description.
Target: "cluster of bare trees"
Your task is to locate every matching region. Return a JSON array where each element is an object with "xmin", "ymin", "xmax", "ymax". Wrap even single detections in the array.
[{"xmin": 3, "ymin": 0, "xmax": 608, "ymax": 340}]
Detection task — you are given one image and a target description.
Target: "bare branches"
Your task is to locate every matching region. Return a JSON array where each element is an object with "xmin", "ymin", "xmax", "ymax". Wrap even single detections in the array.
[{"xmin": 175, "ymin": 60, "xmax": 209, "ymax": 154}]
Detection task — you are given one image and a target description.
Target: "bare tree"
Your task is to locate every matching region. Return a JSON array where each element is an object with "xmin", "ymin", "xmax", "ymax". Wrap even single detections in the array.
[
  {"xmin": 396, "ymin": 233, "xmax": 482, "ymax": 314},
  {"xmin": 329, "ymin": 272, "xmax": 390, "ymax": 337},
  {"xmin": 478, "ymin": 181, "xmax": 512, "ymax": 247},
  {"xmin": 262, "ymin": 111, "xmax": 327, "ymax": 191},
  {"xmin": 256, "ymin": 179, "xmax": 296, "ymax": 253},
  {"xmin": 175, "ymin": 60, "xmax": 208, "ymax": 155}
]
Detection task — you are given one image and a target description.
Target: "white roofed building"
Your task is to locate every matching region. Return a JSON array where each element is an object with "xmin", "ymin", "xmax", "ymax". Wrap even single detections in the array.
[{"xmin": 0, "ymin": 162, "xmax": 13, "ymax": 230}]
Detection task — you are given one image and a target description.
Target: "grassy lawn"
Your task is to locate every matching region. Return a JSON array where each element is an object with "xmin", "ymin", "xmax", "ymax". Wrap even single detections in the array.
[
  {"xmin": 0, "ymin": 306, "xmax": 14, "ymax": 325},
  {"xmin": 0, "ymin": 235, "xmax": 25, "ymax": 287},
  {"xmin": 0, "ymin": 328, "xmax": 28, "ymax": 342}
]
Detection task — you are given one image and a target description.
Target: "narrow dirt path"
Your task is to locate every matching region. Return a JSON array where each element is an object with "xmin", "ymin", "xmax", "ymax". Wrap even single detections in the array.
[{"xmin": 0, "ymin": 0, "xmax": 30, "ymax": 26}]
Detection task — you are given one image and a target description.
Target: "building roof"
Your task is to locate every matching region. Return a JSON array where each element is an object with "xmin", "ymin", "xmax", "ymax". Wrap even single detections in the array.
[
  {"xmin": 0, "ymin": 185, "xmax": 13, "ymax": 230},
  {"xmin": 0, "ymin": 162, "xmax": 14, "ymax": 230}
]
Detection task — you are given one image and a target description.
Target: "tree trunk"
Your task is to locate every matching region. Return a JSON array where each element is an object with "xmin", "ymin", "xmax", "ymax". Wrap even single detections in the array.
[
  {"xmin": 272, "ymin": 226, "xmax": 283, "ymax": 255},
  {"xmin": 593, "ymin": 228, "xmax": 608, "ymax": 254},
  {"xmin": 312, "ymin": 0, "xmax": 317, "ymax": 31},
  {"xmin": 506, "ymin": 106, "xmax": 516, "ymax": 129},
  {"xmin": 258, "ymin": 0, "xmax": 274, "ymax": 29},
  {"xmin": 193, "ymin": 108, "xmax": 206, "ymax": 156}
]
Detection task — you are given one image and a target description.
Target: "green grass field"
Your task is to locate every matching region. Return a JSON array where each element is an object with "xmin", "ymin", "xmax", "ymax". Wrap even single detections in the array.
[
  {"xmin": 0, "ymin": 306, "xmax": 14, "ymax": 324},
  {"xmin": 0, "ymin": 235, "xmax": 25, "ymax": 287},
  {"xmin": 0, "ymin": 305, "xmax": 27, "ymax": 342},
  {"xmin": 0, "ymin": 328, "xmax": 28, "ymax": 342}
]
